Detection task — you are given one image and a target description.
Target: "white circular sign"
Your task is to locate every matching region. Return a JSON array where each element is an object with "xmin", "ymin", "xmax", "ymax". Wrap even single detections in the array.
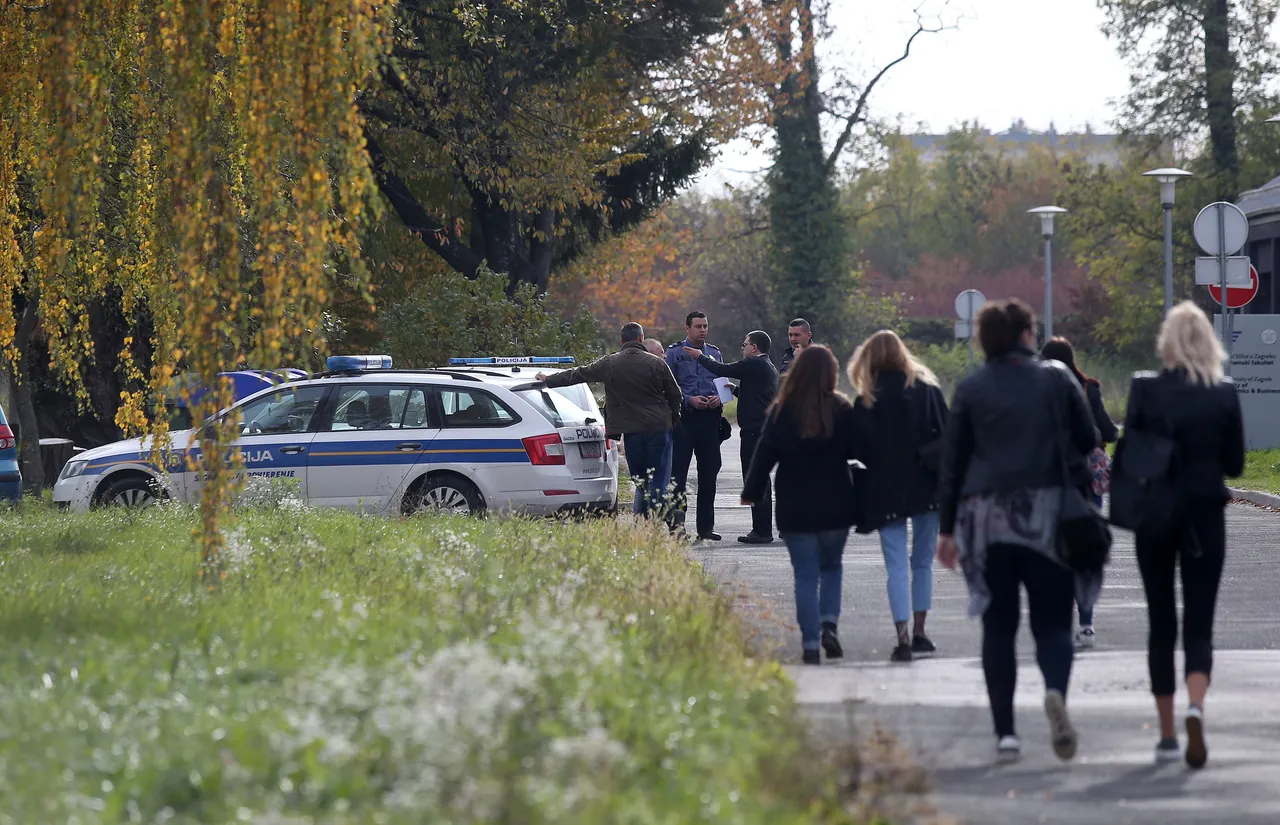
[
  {"xmin": 954, "ymin": 289, "xmax": 987, "ymax": 320},
  {"xmin": 1263, "ymin": 329, "xmax": 1278, "ymax": 346},
  {"xmin": 1193, "ymin": 202, "xmax": 1249, "ymax": 256}
]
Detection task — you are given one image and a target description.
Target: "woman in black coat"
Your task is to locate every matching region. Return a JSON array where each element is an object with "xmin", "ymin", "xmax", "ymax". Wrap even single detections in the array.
[
  {"xmin": 742, "ymin": 345, "xmax": 860, "ymax": 665},
  {"xmin": 1115, "ymin": 302, "xmax": 1244, "ymax": 768},
  {"xmin": 1040, "ymin": 336, "xmax": 1118, "ymax": 651},
  {"xmin": 848, "ymin": 330, "xmax": 948, "ymax": 663}
]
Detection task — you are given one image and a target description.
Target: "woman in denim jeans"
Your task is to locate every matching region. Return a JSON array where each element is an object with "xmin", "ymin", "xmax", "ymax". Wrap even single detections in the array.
[
  {"xmin": 849, "ymin": 331, "xmax": 948, "ymax": 663},
  {"xmin": 742, "ymin": 346, "xmax": 860, "ymax": 664}
]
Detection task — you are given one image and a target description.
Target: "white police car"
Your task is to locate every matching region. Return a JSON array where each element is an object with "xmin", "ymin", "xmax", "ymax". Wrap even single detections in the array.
[
  {"xmin": 53, "ymin": 355, "xmax": 618, "ymax": 517},
  {"xmin": 441, "ymin": 357, "xmax": 620, "ymax": 505}
]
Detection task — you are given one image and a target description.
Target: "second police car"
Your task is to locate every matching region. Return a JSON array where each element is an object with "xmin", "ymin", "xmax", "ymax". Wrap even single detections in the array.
[{"xmin": 52, "ymin": 356, "xmax": 618, "ymax": 517}]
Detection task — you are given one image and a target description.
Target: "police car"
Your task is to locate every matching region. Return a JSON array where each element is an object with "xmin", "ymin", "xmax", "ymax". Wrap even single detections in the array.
[
  {"xmin": 53, "ymin": 355, "xmax": 618, "ymax": 517},
  {"xmin": 440, "ymin": 356, "xmax": 620, "ymax": 503}
]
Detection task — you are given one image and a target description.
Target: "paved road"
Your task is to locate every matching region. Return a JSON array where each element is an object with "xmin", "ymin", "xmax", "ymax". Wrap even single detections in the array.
[{"xmin": 683, "ymin": 431, "xmax": 1280, "ymax": 825}]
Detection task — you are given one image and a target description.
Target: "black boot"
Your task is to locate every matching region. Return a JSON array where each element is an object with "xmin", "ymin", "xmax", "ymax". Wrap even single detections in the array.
[
  {"xmin": 802, "ymin": 649, "xmax": 821, "ymax": 665},
  {"xmin": 821, "ymin": 622, "xmax": 843, "ymax": 659}
]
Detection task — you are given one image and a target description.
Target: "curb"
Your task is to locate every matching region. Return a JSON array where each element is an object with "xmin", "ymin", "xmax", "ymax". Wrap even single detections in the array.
[{"xmin": 1229, "ymin": 487, "xmax": 1280, "ymax": 509}]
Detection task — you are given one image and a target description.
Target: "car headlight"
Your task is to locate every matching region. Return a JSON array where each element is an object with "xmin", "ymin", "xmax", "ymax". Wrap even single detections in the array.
[{"xmin": 59, "ymin": 460, "xmax": 88, "ymax": 481}]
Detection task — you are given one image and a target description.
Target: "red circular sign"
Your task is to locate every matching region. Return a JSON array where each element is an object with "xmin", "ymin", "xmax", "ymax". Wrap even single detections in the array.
[{"xmin": 1208, "ymin": 264, "xmax": 1259, "ymax": 309}]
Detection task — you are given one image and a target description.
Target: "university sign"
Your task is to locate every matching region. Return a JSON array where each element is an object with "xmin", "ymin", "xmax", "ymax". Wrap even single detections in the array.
[{"xmin": 1215, "ymin": 314, "xmax": 1280, "ymax": 449}]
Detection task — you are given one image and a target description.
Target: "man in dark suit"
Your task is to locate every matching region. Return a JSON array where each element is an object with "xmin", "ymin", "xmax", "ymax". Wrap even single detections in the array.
[{"xmin": 684, "ymin": 329, "xmax": 779, "ymax": 543}]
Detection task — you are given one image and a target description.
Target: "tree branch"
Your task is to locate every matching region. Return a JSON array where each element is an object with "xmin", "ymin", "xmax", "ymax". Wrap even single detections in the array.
[
  {"xmin": 364, "ymin": 131, "xmax": 485, "ymax": 279},
  {"xmin": 825, "ymin": 7, "xmax": 948, "ymax": 173}
]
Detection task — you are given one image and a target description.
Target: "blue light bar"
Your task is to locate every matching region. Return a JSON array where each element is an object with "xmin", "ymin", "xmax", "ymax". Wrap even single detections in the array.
[
  {"xmin": 448, "ymin": 356, "xmax": 576, "ymax": 366},
  {"xmin": 326, "ymin": 355, "xmax": 393, "ymax": 371}
]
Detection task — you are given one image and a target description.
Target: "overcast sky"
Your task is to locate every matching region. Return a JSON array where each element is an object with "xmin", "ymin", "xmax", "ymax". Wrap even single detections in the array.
[{"xmin": 698, "ymin": 0, "xmax": 1140, "ymax": 190}]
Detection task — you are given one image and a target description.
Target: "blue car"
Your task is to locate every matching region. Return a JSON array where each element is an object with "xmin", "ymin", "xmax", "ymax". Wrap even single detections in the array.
[{"xmin": 0, "ymin": 402, "xmax": 22, "ymax": 502}]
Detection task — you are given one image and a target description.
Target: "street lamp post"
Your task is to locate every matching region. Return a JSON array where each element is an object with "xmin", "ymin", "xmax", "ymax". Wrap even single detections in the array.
[
  {"xmin": 1027, "ymin": 206, "xmax": 1067, "ymax": 342},
  {"xmin": 1143, "ymin": 168, "xmax": 1193, "ymax": 316}
]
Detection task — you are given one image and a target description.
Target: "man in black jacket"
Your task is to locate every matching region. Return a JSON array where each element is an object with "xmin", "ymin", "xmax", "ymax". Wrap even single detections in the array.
[
  {"xmin": 685, "ymin": 330, "xmax": 779, "ymax": 543},
  {"xmin": 779, "ymin": 318, "xmax": 813, "ymax": 375}
]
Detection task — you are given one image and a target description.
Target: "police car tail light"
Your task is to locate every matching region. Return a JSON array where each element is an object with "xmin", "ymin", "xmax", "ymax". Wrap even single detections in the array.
[
  {"xmin": 0, "ymin": 425, "xmax": 14, "ymax": 450},
  {"xmin": 326, "ymin": 354, "xmax": 392, "ymax": 371},
  {"xmin": 522, "ymin": 433, "xmax": 566, "ymax": 465}
]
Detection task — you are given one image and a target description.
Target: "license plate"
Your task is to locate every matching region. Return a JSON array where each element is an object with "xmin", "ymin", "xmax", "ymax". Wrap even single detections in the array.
[{"xmin": 578, "ymin": 442, "xmax": 602, "ymax": 459}]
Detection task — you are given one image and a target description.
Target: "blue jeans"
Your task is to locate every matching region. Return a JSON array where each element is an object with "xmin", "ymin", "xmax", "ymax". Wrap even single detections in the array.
[
  {"xmin": 782, "ymin": 529, "xmax": 849, "ymax": 651},
  {"xmin": 878, "ymin": 512, "xmax": 939, "ymax": 624},
  {"xmin": 1077, "ymin": 493, "xmax": 1105, "ymax": 625},
  {"xmin": 623, "ymin": 430, "xmax": 672, "ymax": 517}
]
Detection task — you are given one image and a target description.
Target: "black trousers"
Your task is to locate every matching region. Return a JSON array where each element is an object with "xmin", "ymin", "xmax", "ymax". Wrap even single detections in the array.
[
  {"xmin": 1135, "ymin": 498, "xmax": 1226, "ymax": 697},
  {"xmin": 739, "ymin": 427, "xmax": 771, "ymax": 537},
  {"xmin": 671, "ymin": 408, "xmax": 722, "ymax": 535},
  {"xmin": 982, "ymin": 543, "xmax": 1075, "ymax": 738}
]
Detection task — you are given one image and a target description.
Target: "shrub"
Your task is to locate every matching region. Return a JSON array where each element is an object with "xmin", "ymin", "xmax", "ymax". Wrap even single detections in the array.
[{"xmin": 379, "ymin": 266, "xmax": 601, "ymax": 367}]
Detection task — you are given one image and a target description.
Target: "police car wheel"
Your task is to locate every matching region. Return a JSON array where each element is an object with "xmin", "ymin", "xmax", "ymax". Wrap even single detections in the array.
[
  {"xmin": 97, "ymin": 475, "xmax": 163, "ymax": 509},
  {"xmin": 404, "ymin": 475, "xmax": 483, "ymax": 517}
]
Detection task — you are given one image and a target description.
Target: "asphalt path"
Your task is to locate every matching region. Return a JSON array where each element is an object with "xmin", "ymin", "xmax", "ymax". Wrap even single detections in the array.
[{"xmin": 682, "ymin": 431, "xmax": 1280, "ymax": 825}]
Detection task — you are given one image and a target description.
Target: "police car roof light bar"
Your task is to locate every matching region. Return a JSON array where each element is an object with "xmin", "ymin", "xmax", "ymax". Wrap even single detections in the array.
[
  {"xmin": 449, "ymin": 356, "xmax": 575, "ymax": 366},
  {"xmin": 325, "ymin": 355, "xmax": 393, "ymax": 372}
]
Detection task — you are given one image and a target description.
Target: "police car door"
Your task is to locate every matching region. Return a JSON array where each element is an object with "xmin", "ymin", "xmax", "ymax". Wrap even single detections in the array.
[
  {"xmin": 307, "ymin": 383, "xmax": 439, "ymax": 512},
  {"xmin": 185, "ymin": 384, "xmax": 327, "ymax": 503}
]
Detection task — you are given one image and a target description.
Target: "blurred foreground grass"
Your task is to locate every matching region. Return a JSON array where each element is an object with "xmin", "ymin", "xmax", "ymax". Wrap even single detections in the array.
[{"xmin": 0, "ymin": 506, "xmax": 882, "ymax": 824}]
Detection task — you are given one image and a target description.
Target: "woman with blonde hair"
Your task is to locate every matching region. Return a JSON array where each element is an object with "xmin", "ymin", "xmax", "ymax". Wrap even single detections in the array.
[
  {"xmin": 743, "ymin": 345, "xmax": 860, "ymax": 664},
  {"xmin": 1114, "ymin": 301, "xmax": 1243, "ymax": 767},
  {"xmin": 849, "ymin": 330, "xmax": 948, "ymax": 662}
]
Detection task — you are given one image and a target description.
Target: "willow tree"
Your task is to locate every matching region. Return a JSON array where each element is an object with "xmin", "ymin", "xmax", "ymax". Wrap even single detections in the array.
[{"xmin": 0, "ymin": 1, "xmax": 387, "ymax": 567}]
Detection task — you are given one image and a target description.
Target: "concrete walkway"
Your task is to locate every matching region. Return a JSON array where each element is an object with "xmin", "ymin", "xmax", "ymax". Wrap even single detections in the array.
[{"xmin": 688, "ymin": 431, "xmax": 1280, "ymax": 825}]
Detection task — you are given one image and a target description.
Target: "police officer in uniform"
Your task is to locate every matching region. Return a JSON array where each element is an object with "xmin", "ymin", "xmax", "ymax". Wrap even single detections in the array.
[{"xmin": 665, "ymin": 311, "xmax": 724, "ymax": 540}]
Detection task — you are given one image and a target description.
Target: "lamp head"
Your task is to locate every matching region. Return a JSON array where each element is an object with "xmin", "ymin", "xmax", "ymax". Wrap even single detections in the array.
[
  {"xmin": 1027, "ymin": 205, "xmax": 1067, "ymax": 238},
  {"xmin": 1142, "ymin": 167, "xmax": 1192, "ymax": 207}
]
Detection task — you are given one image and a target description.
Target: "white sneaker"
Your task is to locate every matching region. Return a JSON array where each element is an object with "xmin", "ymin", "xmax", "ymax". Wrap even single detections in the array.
[
  {"xmin": 996, "ymin": 735, "xmax": 1021, "ymax": 763},
  {"xmin": 1155, "ymin": 737, "xmax": 1181, "ymax": 763},
  {"xmin": 1074, "ymin": 626, "xmax": 1096, "ymax": 650}
]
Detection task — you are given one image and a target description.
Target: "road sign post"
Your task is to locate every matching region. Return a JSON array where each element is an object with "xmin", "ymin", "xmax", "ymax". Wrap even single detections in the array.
[
  {"xmin": 954, "ymin": 289, "xmax": 986, "ymax": 373},
  {"xmin": 1194, "ymin": 201, "xmax": 1251, "ymax": 375}
]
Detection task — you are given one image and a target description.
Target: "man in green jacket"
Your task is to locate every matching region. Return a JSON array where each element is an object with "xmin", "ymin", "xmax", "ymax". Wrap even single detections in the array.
[{"xmin": 537, "ymin": 323, "xmax": 682, "ymax": 516}]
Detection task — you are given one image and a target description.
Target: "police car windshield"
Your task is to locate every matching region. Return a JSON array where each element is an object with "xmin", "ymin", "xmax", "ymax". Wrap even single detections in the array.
[{"xmin": 516, "ymin": 388, "xmax": 594, "ymax": 428}]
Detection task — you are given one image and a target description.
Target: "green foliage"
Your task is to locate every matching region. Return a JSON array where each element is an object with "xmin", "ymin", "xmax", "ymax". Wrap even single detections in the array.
[
  {"xmin": 0, "ymin": 507, "xmax": 865, "ymax": 822},
  {"xmin": 378, "ymin": 265, "xmax": 601, "ymax": 368},
  {"xmin": 1237, "ymin": 449, "xmax": 1280, "ymax": 495}
]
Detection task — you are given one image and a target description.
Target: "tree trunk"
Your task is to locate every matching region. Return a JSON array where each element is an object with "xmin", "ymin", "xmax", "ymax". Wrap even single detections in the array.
[
  {"xmin": 10, "ymin": 290, "xmax": 43, "ymax": 492},
  {"xmin": 1203, "ymin": 0, "xmax": 1238, "ymax": 199}
]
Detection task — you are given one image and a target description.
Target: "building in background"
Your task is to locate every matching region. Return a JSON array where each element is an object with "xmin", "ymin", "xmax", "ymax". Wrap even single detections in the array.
[{"xmin": 909, "ymin": 121, "xmax": 1123, "ymax": 169}]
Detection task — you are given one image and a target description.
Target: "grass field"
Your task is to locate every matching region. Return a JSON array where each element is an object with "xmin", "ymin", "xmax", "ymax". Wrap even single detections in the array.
[
  {"xmin": 0, "ymin": 505, "xmax": 880, "ymax": 824},
  {"xmin": 1236, "ymin": 449, "xmax": 1280, "ymax": 495}
]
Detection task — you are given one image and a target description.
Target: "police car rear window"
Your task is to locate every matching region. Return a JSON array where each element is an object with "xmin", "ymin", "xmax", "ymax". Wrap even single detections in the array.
[{"xmin": 516, "ymin": 389, "xmax": 594, "ymax": 428}]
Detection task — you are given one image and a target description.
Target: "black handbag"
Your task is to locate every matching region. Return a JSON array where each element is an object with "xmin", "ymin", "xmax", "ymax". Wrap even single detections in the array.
[
  {"xmin": 1044, "ymin": 366, "xmax": 1112, "ymax": 572},
  {"xmin": 718, "ymin": 416, "xmax": 732, "ymax": 443},
  {"xmin": 916, "ymin": 384, "xmax": 945, "ymax": 473},
  {"xmin": 1109, "ymin": 380, "xmax": 1179, "ymax": 534}
]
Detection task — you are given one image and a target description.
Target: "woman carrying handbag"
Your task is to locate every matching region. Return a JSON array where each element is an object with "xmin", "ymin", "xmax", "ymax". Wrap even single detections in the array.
[
  {"xmin": 1040, "ymin": 337, "xmax": 1120, "ymax": 650},
  {"xmin": 849, "ymin": 330, "xmax": 948, "ymax": 663},
  {"xmin": 1111, "ymin": 302, "xmax": 1244, "ymax": 768},
  {"xmin": 936, "ymin": 299, "xmax": 1100, "ymax": 764}
]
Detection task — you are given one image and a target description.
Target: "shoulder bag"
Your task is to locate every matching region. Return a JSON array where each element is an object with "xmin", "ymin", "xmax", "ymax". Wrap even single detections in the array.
[
  {"xmin": 1108, "ymin": 379, "xmax": 1179, "ymax": 534},
  {"xmin": 1043, "ymin": 365, "xmax": 1112, "ymax": 572}
]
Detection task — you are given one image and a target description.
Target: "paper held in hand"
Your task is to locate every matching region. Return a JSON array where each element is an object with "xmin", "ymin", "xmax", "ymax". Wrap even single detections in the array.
[{"xmin": 714, "ymin": 378, "xmax": 735, "ymax": 404}]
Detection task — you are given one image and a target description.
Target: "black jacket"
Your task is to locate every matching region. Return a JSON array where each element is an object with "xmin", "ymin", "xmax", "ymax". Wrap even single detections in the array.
[
  {"xmin": 695, "ymin": 353, "xmax": 778, "ymax": 432},
  {"xmin": 851, "ymin": 372, "xmax": 948, "ymax": 532},
  {"xmin": 1123, "ymin": 369, "xmax": 1244, "ymax": 502},
  {"xmin": 1085, "ymin": 381, "xmax": 1119, "ymax": 444},
  {"xmin": 939, "ymin": 349, "xmax": 1098, "ymax": 534},
  {"xmin": 743, "ymin": 400, "xmax": 860, "ymax": 533}
]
